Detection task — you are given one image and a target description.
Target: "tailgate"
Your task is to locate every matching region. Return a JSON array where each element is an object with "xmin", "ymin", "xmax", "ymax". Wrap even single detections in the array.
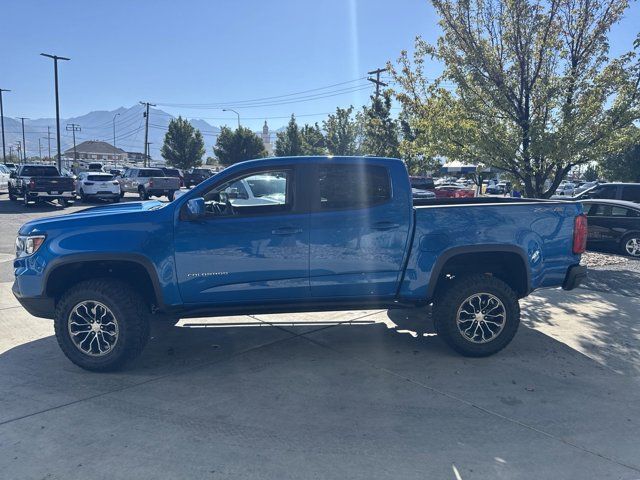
[
  {"xmin": 34, "ymin": 177, "xmax": 75, "ymax": 192},
  {"xmin": 151, "ymin": 177, "xmax": 179, "ymax": 189}
]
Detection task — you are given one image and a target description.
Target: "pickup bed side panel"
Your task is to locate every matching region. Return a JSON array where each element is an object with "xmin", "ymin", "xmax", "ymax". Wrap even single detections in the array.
[{"xmin": 399, "ymin": 202, "xmax": 583, "ymax": 301}]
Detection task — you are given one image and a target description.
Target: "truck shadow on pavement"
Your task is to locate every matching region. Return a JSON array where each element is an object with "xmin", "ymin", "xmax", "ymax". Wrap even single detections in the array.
[{"xmin": 1, "ymin": 306, "xmax": 640, "ymax": 477}]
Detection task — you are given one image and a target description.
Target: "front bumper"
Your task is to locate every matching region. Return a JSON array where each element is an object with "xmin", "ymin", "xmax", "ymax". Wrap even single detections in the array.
[
  {"xmin": 562, "ymin": 264, "xmax": 587, "ymax": 291},
  {"xmin": 12, "ymin": 282, "xmax": 55, "ymax": 319}
]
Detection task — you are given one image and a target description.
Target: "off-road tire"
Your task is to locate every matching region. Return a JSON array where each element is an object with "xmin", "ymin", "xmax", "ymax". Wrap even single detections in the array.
[
  {"xmin": 54, "ymin": 279, "xmax": 150, "ymax": 372},
  {"xmin": 432, "ymin": 274, "xmax": 520, "ymax": 357},
  {"xmin": 138, "ymin": 187, "xmax": 149, "ymax": 201},
  {"xmin": 9, "ymin": 187, "xmax": 17, "ymax": 201}
]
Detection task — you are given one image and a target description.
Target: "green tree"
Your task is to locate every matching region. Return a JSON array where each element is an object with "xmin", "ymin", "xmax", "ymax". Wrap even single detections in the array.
[
  {"xmin": 600, "ymin": 142, "xmax": 640, "ymax": 182},
  {"xmin": 300, "ymin": 123, "xmax": 326, "ymax": 155},
  {"xmin": 583, "ymin": 165, "xmax": 601, "ymax": 182},
  {"xmin": 323, "ymin": 106, "xmax": 360, "ymax": 155},
  {"xmin": 214, "ymin": 126, "xmax": 266, "ymax": 166},
  {"xmin": 361, "ymin": 90, "xmax": 400, "ymax": 158},
  {"xmin": 275, "ymin": 114, "xmax": 303, "ymax": 156},
  {"xmin": 160, "ymin": 116, "xmax": 206, "ymax": 170},
  {"xmin": 398, "ymin": 107, "xmax": 442, "ymax": 174},
  {"xmin": 391, "ymin": 0, "xmax": 640, "ymax": 197}
]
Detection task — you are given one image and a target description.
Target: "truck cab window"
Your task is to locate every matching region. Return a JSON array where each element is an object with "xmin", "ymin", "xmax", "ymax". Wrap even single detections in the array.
[
  {"xmin": 203, "ymin": 170, "xmax": 291, "ymax": 216},
  {"xmin": 318, "ymin": 164, "xmax": 391, "ymax": 210}
]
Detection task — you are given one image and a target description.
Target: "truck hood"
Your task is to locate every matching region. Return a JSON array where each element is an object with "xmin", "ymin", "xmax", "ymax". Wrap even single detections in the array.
[{"xmin": 18, "ymin": 200, "xmax": 166, "ymax": 235}]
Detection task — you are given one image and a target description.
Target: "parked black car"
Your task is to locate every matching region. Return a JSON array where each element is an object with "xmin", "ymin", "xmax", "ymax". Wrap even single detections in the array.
[
  {"xmin": 582, "ymin": 199, "xmax": 640, "ymax": 257},
  {"xmin": 410, "ymin": 176, "xmax": 435, "ymax": 191},
  {"xmin": 184, "ymin": 167, "xmax": 214, "ymax": 187},
  {"xmin": 574, "ymin": 183, "xmax": 640, "ymax": 203}
]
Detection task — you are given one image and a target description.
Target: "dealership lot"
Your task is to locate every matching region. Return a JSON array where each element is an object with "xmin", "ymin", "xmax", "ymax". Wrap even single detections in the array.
[{"xmin": 1, "ymin": 196, "xmax": 640, "ymax": 479}]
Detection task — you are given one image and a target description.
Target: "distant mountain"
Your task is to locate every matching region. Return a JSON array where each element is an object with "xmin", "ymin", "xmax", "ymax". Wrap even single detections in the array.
[{"xmin": 1, "ymin": 105, "xmax": 234, "ymax": 161}]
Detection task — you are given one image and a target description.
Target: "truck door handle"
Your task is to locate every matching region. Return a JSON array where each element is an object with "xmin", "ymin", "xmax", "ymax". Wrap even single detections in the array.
[
  {"xmin": 372, "ymin": 221, "xmax": 400, "ymax": 231},
  {"xmin": 272, "ymin": 227, "xmax": 302, "ymax": 236}
]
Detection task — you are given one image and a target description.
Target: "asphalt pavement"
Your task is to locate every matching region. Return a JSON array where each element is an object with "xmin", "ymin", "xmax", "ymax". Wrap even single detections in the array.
[{"xmin": 1, "ymin": 194, "xmax": 640, "ymax": 479}]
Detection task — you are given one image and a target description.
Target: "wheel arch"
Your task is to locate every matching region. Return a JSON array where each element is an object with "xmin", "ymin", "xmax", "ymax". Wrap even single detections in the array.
[
  {"xmin": 426, "ymin": 245, "xmax": 531, "ymax": 300},
  {"xmin": 44, "ymin": 253, "xmax": 165, "ymax": 310}
]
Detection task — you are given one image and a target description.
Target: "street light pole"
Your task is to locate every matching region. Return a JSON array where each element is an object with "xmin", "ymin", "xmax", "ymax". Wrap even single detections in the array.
[
  {"xmin": 41, "ymin": 53, "xmax": 70, "ymax": 172},
  {"xmin": 0, "ymin": 88, "xmax": 10, "ymax": 163},
  {"xmin": 223, "ymin": 108, "xmax": 240, "ymax": 128},
  {"xmin": 18, "ymin": 117, "xmax": 28, "ymax": 161}
]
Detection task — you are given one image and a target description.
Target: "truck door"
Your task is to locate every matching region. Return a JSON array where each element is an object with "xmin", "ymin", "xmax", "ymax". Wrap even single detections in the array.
[
  {"xmin": 308, "ymin": 160, "xmax": 412, "ymax": 298},
  {"xmin": 174, "ymin": 165, "xmax": 310, "ymax": 304}
]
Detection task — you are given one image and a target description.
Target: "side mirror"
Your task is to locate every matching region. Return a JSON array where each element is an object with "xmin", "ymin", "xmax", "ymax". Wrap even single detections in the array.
[{"xmin": 185, "ymin": 197, "xmax": 205, "ymax": 220}]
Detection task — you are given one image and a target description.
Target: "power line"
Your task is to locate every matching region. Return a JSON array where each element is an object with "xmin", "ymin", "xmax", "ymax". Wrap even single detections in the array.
[{"xmin": 155, "ymin": 77, "xmax": 368, "ymax": 107}]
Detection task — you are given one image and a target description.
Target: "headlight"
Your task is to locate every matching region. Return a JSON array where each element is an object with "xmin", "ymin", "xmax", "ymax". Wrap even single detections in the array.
[{"xmin": 15, "ymin": 235, "xmax": 46, "ymax": 258}]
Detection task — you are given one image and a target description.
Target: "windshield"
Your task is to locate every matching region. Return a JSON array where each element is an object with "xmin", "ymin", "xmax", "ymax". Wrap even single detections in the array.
[{"xmin": 21, "ymin": 166, "xmax": 60, "ymax": 176}]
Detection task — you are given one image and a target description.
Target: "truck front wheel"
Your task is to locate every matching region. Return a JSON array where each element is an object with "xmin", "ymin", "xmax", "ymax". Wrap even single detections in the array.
[
  {"xmin": 432, "ymin": 274, "xmax": 520, "ymax": 357},
  {"xmin": 54, "ymin": 279, "xmax": 150, "ymax": 372}
]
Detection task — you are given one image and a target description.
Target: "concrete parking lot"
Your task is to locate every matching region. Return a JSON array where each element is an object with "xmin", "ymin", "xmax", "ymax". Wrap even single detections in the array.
[{"xmin": 1, "ymin": 195, "xmax": 640, "ymax": 479}]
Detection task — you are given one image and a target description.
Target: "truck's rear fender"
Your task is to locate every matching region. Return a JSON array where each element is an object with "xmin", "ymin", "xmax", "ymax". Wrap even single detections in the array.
[{"xmin": 399, "ymin": 203, "xmax": 582, "ymax": 301}]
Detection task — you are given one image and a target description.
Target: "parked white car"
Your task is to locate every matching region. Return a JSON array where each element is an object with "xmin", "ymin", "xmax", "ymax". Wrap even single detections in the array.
[
  {"xmin": 0, "ymin": 164, "xmax": 10, "ymax": 192},
  {"xmin": 76, "ymin": 172, "xmax": 121, "ymax": 203}
]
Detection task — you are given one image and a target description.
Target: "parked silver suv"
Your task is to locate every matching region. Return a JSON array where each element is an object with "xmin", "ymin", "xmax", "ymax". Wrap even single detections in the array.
[{"xmin": 118, "ymin": 168, "xmax": 180, "ymax": 201}]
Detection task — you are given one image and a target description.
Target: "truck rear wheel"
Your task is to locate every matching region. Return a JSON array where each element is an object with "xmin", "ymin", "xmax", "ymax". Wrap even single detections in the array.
[
  {"xmin": 432, "ymin": 274, "xmax": 520, "ymax": 357},
  {"xmin": 54, "ymin": 279, "xmax": 150, "ymax": 372}
]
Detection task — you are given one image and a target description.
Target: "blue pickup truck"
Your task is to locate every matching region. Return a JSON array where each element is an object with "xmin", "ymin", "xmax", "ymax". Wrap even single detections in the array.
[{"xmin": 13, "ymin": 156, "xmax": 587, "ymax": 371}]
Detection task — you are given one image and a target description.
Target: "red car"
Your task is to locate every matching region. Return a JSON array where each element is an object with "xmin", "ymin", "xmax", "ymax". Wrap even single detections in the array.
[{"xmin": 435, "ymin": 184, "xmax": 476, "ymax": 199}]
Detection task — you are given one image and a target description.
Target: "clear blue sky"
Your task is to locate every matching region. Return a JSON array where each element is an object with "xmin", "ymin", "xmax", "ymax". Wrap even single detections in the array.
[{"xmin": 1, "ymin": 0, "xmax": 638, "ymax": 131}]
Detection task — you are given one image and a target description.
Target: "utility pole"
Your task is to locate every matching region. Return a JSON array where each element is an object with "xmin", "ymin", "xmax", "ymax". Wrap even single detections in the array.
[
  {"xmin": 41, "ymin": 53, "xmax": 70, "ymax": 172},
  {"xmin": 140, "ymin": 101, "xmax": 155, "ymax": 167},
  {"xmin": 367, "ymin": 67, "xmax": 388, "ymax": 99},
  {"xmin": 66, "ymin": 123, "xmax": 81, "ymax": 170},
  {"xmin": 146, "ymin": 142, "xmax": 153, "ymax": 166},
  {"xmin": 0, "ymin": 88, "xmax": 10, "ymax": 163},
  {"xmin": 18, "ymin": 117, "xmax": 28, "ymax": 161},
  {"xmin": 15, "ymin": 141, "xmax": 22, "ymax": 164},
  {"xmin": 38, "ymin": 138, "xmax": 42, "ymax": 159},
  {"xmin": 46, "ymin": 126, "xmax": 52, "ymax": 158}
]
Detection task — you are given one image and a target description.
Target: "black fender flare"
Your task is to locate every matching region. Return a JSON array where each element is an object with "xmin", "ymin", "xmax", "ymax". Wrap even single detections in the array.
[
  {"xmin": 44, "ymin": 252, "xmax": 165, "ymax": 309},
  {"xmin": 425, "ymin": 244, "xmax": 532, "ymax": 300}
]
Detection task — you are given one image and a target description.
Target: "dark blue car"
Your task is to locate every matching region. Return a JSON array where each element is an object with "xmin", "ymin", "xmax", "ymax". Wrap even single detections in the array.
[{"xmin": 13, "ymin": 156, "xmax": 587, "ymax": 371}]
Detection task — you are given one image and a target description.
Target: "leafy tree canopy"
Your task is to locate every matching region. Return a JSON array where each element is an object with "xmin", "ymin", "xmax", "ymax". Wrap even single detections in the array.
[
  {"xmin": 275, "ymin": 114, "xmax": 303, "ymax": 157},
  {"xmin": 161, "ymin": 116, "xmax": 205, "ymax": 170},
  {"xmin": 213, "ymin": 126, "xmax": 267, "ymax": 166},
  {"xmin": 391, "ymin": 0, "xmax": 640, "ymax": 197},
  {"xmin": 323, "ymin": 106, "xmax": 361, "ymax": 156},
  {"xmin": 300, "ymin": 123, "xmax": 327, "ymax": 155},
  {"xmin": 361, "ymin": 90, "xmax": 400, "ymax": 158}
]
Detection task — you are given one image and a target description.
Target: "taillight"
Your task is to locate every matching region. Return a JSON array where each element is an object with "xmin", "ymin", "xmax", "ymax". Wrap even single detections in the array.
[
  {"xmin": 28, "ymin": 179, "xmax": 36, "ymax": 189},
  {"xmin": 573, "ymin": 214, "xmax": 588, "ymax": 254},
  {"xmin": 148, "ymin": 179, "xmax": 154, "ymax": 187}
]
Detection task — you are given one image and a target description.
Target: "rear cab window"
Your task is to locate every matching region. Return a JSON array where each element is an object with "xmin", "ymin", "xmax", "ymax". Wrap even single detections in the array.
[
  {"xmin": 318, "ymin": 164, "xmax": 391, "ymax": 210},
  {"xmin": 21, "ymin": 166, "xmax": 60, "ymax": 176},
  {"xmin": 138, "ymin": 169, "xmax": 165, "ymax": 177}
]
